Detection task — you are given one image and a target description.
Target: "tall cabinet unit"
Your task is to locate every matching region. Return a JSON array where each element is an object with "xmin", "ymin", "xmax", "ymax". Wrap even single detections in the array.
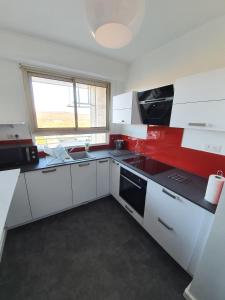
[
  {"xmin": 112, "ymin": 91, "xmax": 141, "ymax": 124},
  {"xmin": 25, "ymin": 166, "xmax": 73, "ymax": 219},
  {"xmin": 6, "ymin": 173, "xmax": 32, "ymax": 228}
]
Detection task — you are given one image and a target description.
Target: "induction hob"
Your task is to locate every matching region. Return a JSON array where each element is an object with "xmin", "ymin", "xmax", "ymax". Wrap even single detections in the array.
[{"xmin": 122, "ymin": 155, "xmax": 174, "ymax": 175}]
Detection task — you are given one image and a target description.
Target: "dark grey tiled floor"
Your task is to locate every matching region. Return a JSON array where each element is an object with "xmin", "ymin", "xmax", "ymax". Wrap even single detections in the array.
[{"xmin": 0, "ymin": 196, "xmax": 191, "ymax": 300}]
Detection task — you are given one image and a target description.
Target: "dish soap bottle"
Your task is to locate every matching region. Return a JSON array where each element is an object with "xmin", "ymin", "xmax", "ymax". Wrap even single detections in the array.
[{"xmin": 85, "ymin": 141, "xmax": 90, "ymax": 152}]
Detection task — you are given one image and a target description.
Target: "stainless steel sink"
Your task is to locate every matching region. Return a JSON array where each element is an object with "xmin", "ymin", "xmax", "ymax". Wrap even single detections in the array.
[{"xmin": 69, "ymin": 151, "xmax": 95, "ymax": 161}]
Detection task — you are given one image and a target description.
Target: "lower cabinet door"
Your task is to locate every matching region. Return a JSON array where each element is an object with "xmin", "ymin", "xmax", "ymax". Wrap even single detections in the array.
[
  {"xmin": 109, "ymin": 159, "xmax": 120, "ymax": 200},
  {"xmin": 71, "ymin": 161, "xmax": 97, "ymax": 205},
  {"xmin": 25, "ymin": 166, "xmax": 73, "ymax": 219},
  {"xmin": 144, "ymin": 180, "xmax": 205, "ymax": 270},
  {"xmin": 97, "ymin": 159, "xmax": 110, "ymax": 197},
  {"xmin": 6, "ymin": 174, "xmax": 32, "ymax": 228}
]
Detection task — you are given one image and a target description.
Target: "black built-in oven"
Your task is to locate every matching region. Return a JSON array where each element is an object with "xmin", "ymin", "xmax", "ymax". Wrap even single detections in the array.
[{"xmin": 119, "ymin": 167, "xmax": 147, "ymax": 217}]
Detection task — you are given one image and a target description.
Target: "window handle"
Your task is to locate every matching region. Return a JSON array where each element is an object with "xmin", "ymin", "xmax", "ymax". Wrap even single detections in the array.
[{"xmin": 99, "ymin": 160, "xmax": 108, "ymax": 163}]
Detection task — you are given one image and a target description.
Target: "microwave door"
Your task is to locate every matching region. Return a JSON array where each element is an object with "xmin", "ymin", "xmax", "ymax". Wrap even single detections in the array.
[{"xmin": 0, "ymin": 148, "xmax": 26, "ymax": 166}]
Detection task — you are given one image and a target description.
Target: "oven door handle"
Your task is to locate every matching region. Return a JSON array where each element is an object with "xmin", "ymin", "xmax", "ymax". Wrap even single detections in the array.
[{"xmin": 120, "ymin": 174, "xmax": 142, "ymax": 189}]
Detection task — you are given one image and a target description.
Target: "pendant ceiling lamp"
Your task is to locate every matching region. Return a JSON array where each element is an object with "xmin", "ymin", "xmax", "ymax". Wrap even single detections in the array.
[{"xmin": 85, "ymin": 0, "xmax": 145, "ymax": 49}]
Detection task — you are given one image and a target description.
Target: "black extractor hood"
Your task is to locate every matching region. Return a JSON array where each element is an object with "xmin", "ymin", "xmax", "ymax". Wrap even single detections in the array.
[{"xmin": 137, "ymin": 84, "xmax": 174, "ymax": 125}]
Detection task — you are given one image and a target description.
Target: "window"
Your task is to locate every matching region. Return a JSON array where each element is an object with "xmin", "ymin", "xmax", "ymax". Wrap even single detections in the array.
[
  {"xmin": 35, "ymin": 133, "xmax": 108, "ymax": 148},
  {"xmin": 24, "ymin": 69, "xmax": 110, "ymax": 146}
]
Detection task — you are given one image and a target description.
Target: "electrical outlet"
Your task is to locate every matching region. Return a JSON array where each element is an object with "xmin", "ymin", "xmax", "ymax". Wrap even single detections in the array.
[{"xmin": 204, "ymin": 144, "xmax": 222, "ymax": 153}]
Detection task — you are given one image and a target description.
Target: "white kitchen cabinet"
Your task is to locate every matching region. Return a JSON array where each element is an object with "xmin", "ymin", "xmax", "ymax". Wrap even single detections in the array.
[
  {"xmin": 25, "ymin": 166, "xmax": 73, "ymax": 219},
  {"xmin": 109, "ymin": 159, "xmax": 120, "ymax": 201},
  {"xmin": 71, "ymin": 160, "xmax": 97, "ymax": 205},
  {"xmin": 144, "ymin": 180, "xmax": 206, "ymax": 271},
  {"xmin": 97, "ymin": 159, "xmax": 110, "ymax": 198},
  {"xmin": 6, "ymin": 173, "xmax": 32, "ymax": 228},
  {"xmin": 112, "ymin": 91, "xmax": 141, "ymax": 124},
  {"xmin": 112, "ymin": 108, "xmax": 132, "ymax": 124},
  {"xmin": 113, "ymin": 92, "xmax": 133, "ymax": 110},
  {"xmin": 174, "ymin": 68, "xmax": 225, "ymax": 104},
  {"xmin": 188, "ymin": 210, "xmax": 214, "ymax": 275},
  {"xmin": 170, "ymin": 99, "xmax": 225, "ymax": 132}
]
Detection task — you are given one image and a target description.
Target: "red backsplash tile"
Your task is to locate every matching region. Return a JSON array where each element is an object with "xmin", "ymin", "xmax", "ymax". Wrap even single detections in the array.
[
  {"xmin": 119, "ymin": 126, "xmax": 225, "ymax": 178},
  {"xmin": 0, "ymin": 139, "xmax": 33, "ymax": 145}
]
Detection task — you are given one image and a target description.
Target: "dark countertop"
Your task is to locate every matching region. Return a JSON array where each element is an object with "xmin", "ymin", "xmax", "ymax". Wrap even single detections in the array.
[{"xmin": 0, "ymin": 149, "xmax": 216, "ymax": 214}]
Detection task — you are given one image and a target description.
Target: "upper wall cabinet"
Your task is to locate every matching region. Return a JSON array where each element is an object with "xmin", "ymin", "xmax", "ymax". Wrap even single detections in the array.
[
  {"xmin": 173, "ymin": 68, "xmax": 225, "ymax": 104},
  {"xmin": 170, "ymin": 100, "xmax": 225, "ymax": 132},
  {"xmin": 112, "ymin": 91, "xmax": 142, "ymax": 124},
  {"xmin": 170, "ymin": 68, "xmax": 225, "ymax": 131}
]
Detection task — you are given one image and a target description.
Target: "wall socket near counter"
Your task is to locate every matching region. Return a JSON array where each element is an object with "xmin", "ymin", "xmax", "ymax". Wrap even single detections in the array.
[
  {"xmin": 182, "ymin": 128, "xmax": 225, "ymax": 155},
  {"xmin": 0, "ymin": 124, "xmax": 31, "ymax": 141},
  {"xmin": 203, "ymin": 144, "xmax": 222, "ymax": 154}
]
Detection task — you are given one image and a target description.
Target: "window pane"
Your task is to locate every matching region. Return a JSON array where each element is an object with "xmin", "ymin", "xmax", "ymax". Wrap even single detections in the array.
[
  {"xmin": 35, "ymin": 133, "xmax": 108, "ymax": 148},
  {"xmin": 76, "ymin": 83, "xmax": 107, "ymax": 128},
  {"xmin": 32, "ymin": 76, "xmax": 75, "ymax": 128}
]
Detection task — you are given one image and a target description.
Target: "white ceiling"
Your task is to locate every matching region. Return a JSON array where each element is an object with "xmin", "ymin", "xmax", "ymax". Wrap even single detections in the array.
[{"xmin": 0, "ymin": 0, "xmax": 225, "ymax": 63}]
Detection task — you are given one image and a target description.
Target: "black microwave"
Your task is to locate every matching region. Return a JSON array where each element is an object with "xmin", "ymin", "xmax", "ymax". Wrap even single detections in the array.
[{"xmin": 0, "ymin": 144, "xmax": 39, "ymax": 167}]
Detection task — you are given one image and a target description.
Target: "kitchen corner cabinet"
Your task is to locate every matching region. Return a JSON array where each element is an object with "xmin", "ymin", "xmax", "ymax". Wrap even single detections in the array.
[
  {"xmin": 112, "ymin": 91, "xmax": 141, "ymax": 124},
  {"xmin": 144, "ymin": 180, "xmax": 206, "ymax": 272},
  {"xmin": 71, "ymin": 160, "xmax": 97, "ymax": 205},
  {"xmin": 25, "ymin": 166, "xmax": 73, "ymax": 219},
  {"xmin": 97, "ymin": 159, "xmax": 110, "ymax": 198},
  {"xmin": 6, "ymin": 174, "xmax": 32, "ymax": 228},
  {"xmin": 109, "ymin": 159, "xmax": 120, "ymax": 201}
]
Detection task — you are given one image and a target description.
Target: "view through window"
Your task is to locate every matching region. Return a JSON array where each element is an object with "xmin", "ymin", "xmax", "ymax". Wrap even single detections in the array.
[
  {"xmin": 28, "ymin": 73, "xmax": 109, "ymax": 146},
  {"xmin": 31, "ymin": 76, "xmax": 108, "ymax": 129}
]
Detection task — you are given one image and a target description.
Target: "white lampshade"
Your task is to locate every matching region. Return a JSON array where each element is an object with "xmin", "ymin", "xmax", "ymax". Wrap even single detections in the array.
[{"xmin": 85, "ymin": 0, "xmax": 145, "ymax": 49}]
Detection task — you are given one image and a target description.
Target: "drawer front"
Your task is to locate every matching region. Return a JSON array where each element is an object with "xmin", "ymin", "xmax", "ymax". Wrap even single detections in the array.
[{"xmin": 144, "ymin": 180, "xmax": 204, "ymax": 269}]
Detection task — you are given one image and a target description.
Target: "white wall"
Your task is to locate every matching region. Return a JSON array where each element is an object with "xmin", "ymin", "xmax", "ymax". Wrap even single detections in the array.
[
  {"xmin": 0, "ymin": 29, "xmax": 128, "ymax": 138},
  {"xmin": 126, "ymin": 15, "xmax": 225, "ymax": 91},
  {"xmin": 121, "ymin": 15, "xmax": 225, "ymax": 139},
  {"xmin": 184, "ymin": 187, "xmax": 225, "ymax": 300}
]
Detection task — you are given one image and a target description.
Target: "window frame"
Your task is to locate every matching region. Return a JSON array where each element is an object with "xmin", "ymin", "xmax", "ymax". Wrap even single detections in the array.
[{"xmin": 22, "ymin": 67, "xmax": 110, "ymax": 136}]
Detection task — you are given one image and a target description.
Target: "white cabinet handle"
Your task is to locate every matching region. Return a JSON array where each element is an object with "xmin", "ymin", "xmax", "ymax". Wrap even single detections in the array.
[
  {"xmin": 78, "ymin": 162, "xmax": 90, "ymax": 167},
  {"xmin": 162, "ymin": 188, "xmax": 181, "ymax": 201},
  {"xmin": 125, "ymin": 205, "xmax": 133, "ymax": 214},
  {"xmin": 188, "ymin": 122, "xmax": 207, "ymax": 127},
  {"xmin": 158, "ymin": 217, "xmax": 174, "ymax": 231},
  {"xmin": 42, "ymin": 168, "xmax": 56, "ymax": 174},
  {"xmin": 98, "ymin": 160, "xmax": 108, "ymax": 163}
]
